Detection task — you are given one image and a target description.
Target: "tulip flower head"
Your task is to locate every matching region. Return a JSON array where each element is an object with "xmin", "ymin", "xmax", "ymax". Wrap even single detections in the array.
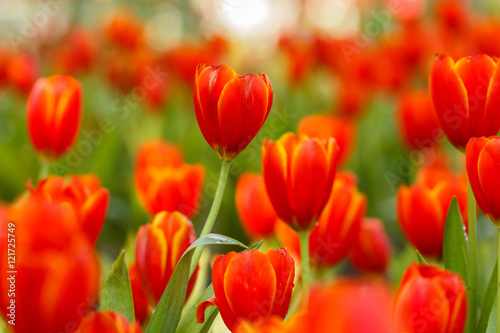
[
  {"xmin": 197, "ymin": 248, "xmax": 295, "ymax": 332},
  {"xmin": 27, "ymin": 75, "xmax": 82, "ymax": 160},
  {"xmin": 76, "ymin": 311, "xmax": 142, "ymax": 333},
  {"xmin": 194, "ymin": 64, "xmax": 273, "ymax": 161},
  {"xmin": 429, "ymin": 54, "xmax": 500, "ymax": 150},
  {"xmin": 262, "ymin": 133, "xmax": 338, "ymax": 231}
]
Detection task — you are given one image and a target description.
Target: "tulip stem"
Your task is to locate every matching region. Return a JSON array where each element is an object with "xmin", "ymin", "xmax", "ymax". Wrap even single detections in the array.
[
  {"xmin": 37, "ymin": 160, "xmax": 50, "ymax": 182},
  {"xmin": 468, "ymin": 176, "xmax": 478, "ymax": 331},
  {"xmin": 190, "ymin": 159, "xmax": 231, "ymax": 276},
  {"xmin": 498, "ymin": 228, "xmax": 500, "ymax": 333},
  {"xmin": 299, "ymin": 230, "xmax": 310, "ymax": 308}
]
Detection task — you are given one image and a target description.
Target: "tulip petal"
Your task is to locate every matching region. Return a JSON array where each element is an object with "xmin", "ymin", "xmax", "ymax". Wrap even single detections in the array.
[
  {"xmin": 477, "ymin": 138, "xmax": 500, "ymax": 224},
  {"xmin": 81, "ymin": 188, "xmax": 109, "ymax": 245},
  {"xmin": 466, "ymin": 137, "xmax": 491, "ymax": 219},
  {"xmin": 484, "ymin": 59, "xmax": 500, "ymax": 135},
  {"xmin": 212, "ymin": 252, "xmax": 239, "ymax": 330},
  {"xmin": 196, "ymin": 297, "xmax": 218, "ymax": 324},
  {"xmin": 27, "ymin": 78, "xmax": 55, "ymax": 155},
  {"xmin": 264, "ymin": 248, "xmax": 295, "ymax": 318}
]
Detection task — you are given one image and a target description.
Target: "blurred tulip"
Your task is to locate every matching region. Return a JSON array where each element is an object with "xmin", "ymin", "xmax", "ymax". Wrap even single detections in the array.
[
  {"xmin": 429, "ymin": 54, "xmax": 500, "ymax": 150},
  {"xmin": 348, "ymin": 218, "xmax": 392, "ymax": 274},
  {"xmin": 338, "ymin": 77, "xmax": 369, "ymax": 118},
  {"xmin": 105, "ymin": 8, "xmax": 144, "ymax": 50},
  {"xmin": 197, "ymin": 248, "xmax": 295, "ymax": 332},
  {"xmin": 397, "ymin": 166, "xmax": 468, "ymax": 256},
  {"xmin": 474, "ymin": 19, "xmax": 500, "ymax": 57},
  {"xmin": 279, "ymin": 34, "xmax": 316, "ymax": 85},
  {"xmin": 194, "ymin": 64, "xmax": 273, "ymax": 161},
  {"xmin": 398, "ymin": 90, "xmax": 441, "ymax": 150},
  {"xmin": 298, "ymin": 114, "xmax": 355, "ymax": 166},
  {"xmin": 134, "ymin": 140, "xmax": 205, "ymax": 217},
  {"xmin": 0, "ymin": 191, "xmax": 100, "ymax": 333},
  {"xmin": 262, "ymin": 133, "xmax": 338, "ymax": 230},
  {"xmin": 135, "ymin": 211, "xmax": 198, "ymax": 304},
  {"xmin": 466, "ymin": 136, "xmax": 500, "ymax": 226},
  {"xmin": 235, "ymin": 172, "xmax": 278, "ymax": 239},
  {"xmin": 76, "ymin": 311, "xmax": 142, "ymax": 333},
  {"xmin": 27, "ymin": 75, "xmax": 82, "ymax": 159},
  {"xmin": 235, "ymin": 312, "xmax": 309, "ymax": 333},
  {"xmin": 50, "ymin": 28, "xmax": 96, "ymax": 75},
  {"xmin": 394, "ymin": 264, "xmax": 467, "ymax": 333},
  {"xmin": 129, "ymin": 263, "xmax": 150, "ymax": 324},
  {"xmin": 7, "ymin": 53, "xmax": 38, "ymax": 94}
]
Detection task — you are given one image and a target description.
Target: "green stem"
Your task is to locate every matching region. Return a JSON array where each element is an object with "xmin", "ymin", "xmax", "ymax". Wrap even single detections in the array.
[
  {"xmin": 37, "ymin": 160, "xmax": 50, "ymax": 182},
  {"xmin": 468, "ymin": 175, "xmax": 478, "ymax": 331},
  {"xmin": 189, "ymin": 159, "xmax": 231, "ymax": 276},
  {"xmin": 497, "ymin": 228, "xmax": 500, "ymax": 333},
  {"xmin": 299, "ymin": 230, "xmax": 310, "ymax": 308}
]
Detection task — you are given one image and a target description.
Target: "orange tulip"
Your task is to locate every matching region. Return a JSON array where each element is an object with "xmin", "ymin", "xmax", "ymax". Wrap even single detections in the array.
[
  {"xmin": 394, "ymin": 264, "xmax": 467, "ymax": 333},
  {"xmin": 197, "ymin": 248, "xmax": 295, "ymax": 332},
  {"xmin": 279, "ymin": 34, "xmax": 316, "ymax": 85},
  {"xmin": 104, "ymin": 8, "xmax": 144, "ymax": 50},
  {"xmin": 262, "ymin": 133, "xmax": 338, "ymax": 230},
  {"xmin": 135, "ymin": 211, "xmax": 198, "ymax": 304},
  {"xmin": 348, "ymin": 218, "xmax": 392, "ymax": 274},
  {"xmin": 397, "ymin": 166, "xmax": 468, "ymax": 257},
  {"xmin": 397, "ymin": 90, "xmax": 441, "ymax": 150},
  {"xmin": 298, "ymin": 115, "xmax": 355, "ymax": 166},
  {"xmin": 235, "ymin": 172, "xmax": 278, "ymax": 239},
  {"xmin": 134, "ymin": 140, "xmax": 205, "ymax": 217},
  {"xmin": 7, "ymin": 52, "xmax": 39, "ymax": 94},
  {"xmin": 27, "ymin": 75, "xmax": 82, "ymax": 159},
  {"xmin": 76, "ymin": 311, "xmax": 142, "ymax": 333},
  {"xmin": 194, "ymin": 64, "xmax": 273, "ymax": 161},
  {"xmin": 466, "ymin": 136, "xmax": 500, "ymax": 226},
  {"xmin": 129, "ymin": 263, "xmax": 150, "ymax": 324},
  {"xmin": 429, "ymin": 54, "xmax": 500, "ymax": 150},
  {"xmin": 0, "ymin": 191, "xmax": 100, "ymax": 333}
]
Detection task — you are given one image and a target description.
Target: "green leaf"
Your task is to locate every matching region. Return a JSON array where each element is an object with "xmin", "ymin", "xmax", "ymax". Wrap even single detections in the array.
[
  {"xmin": 443, "ymin": 197, "xmax": 470, "ymax": 288},
  {"xmin": 416, "ymin": 250, "xmax": 428, "ymax": 265},
  {"xmin": 146, "ymin": 234, "xmax": 248, "ymax": 333},
  {"xmin": 100, "ymin": 250, "xmax": 135, "ymax": 322},
  {"xmin": 477, "ymin": 260, "xmax": 498, "ymax": 333}
]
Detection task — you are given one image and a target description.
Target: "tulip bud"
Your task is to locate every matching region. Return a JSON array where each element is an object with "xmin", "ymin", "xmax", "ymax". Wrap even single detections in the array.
[
  {"xmin": 27, "ymin": 75, "xmax": 82, "ymax": 159},
  {"xmin": 135, "ymin": 211, "xmax": 198, "ymax": 304},
  {"xmin": 394, "ymin": 264, "xmax": 467, "ymax": 333},
  {"xmin": 262, "ymin": 133, "xmax": 338, "ymax": 231},
  {"xmin": 197, "ymin": 248, "xmax": 295, "ymax": 332},
  {"xmin": 76, "ymin": 311, "xmax": 142, "ymax": 333},
  {"xmin": 194, "ymin": 64, "xmax": 273, "ymax": 161}
]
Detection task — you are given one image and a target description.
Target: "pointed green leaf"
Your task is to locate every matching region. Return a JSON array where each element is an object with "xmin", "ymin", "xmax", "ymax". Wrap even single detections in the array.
[
  {"xmin": 100, "ymin": 250, "xmax": 135, "ymax": 322},
  {"xmin": 416, "ymin": 250, "xmax": 428, "ymax": 265},
  {"xmin": 477, "ymin": 260, "xmax": 498, "ymax": 333}
]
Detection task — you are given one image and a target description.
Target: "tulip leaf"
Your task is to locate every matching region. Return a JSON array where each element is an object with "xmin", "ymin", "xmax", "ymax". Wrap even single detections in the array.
[
  {"xmin": 146, "ymin": 233, "xmax": 249, "ymax": 333},
  {"xmin": 175, "ymin": 239, "xmax": 263, "ymax": 333},
  {"xmin": 443, "ymin": 197, "xmax": 470, "ymax": 288},
  {"xmin": 416, "ymin": 250, "xmax": 428, "ymax": 265},
  {"xmin": 100, "ymin": 250, "xmax": 135, "ymax": 322},
  {"xmin": 477, "ymin": 260, "xmax": 498, "ymax": 333}
]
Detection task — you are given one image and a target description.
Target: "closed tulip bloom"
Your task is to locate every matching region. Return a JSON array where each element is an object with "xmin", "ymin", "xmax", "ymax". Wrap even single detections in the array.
[
  {"xmin": 466, "ymin": 136, "xmax": 500, "ymax": 226},
  {"xmin": 135, "ymin": 211, "xmax": 198, "ymax": 303},
  {"xmin": 397, "ymin": 166, "xmax": 468, "ymax": 257},
  {"xmin": 429, "ymin": 54, "xmax": 500, "ymax": 150},
  {"xmin": 194, "ymin": 64, "xmax": 273, "ymax": 161},
  {"xmin": 27, "ymin": 75, "xmax": 82, "ymax": 159},
  {"xmin": 348, "ymin": 218, "xmax": 392, "ymax": 274},
  {"xmin": 394, "ymin": 264, "xmax": 467, "ymax": 333},
  {"xmin": 76, "ymin": 311, "xmax": 142, "ymax": 333},
  {"xmin": 235, "ymin": 172, "xmax": 278, "ymax": 239},
  {"xmin": 262, "ymin": 133, "xmax": 338, "ymax": 231},
  {"xmin": 196, "ymin": 248, "xmax": 295, "ymax": 332}
]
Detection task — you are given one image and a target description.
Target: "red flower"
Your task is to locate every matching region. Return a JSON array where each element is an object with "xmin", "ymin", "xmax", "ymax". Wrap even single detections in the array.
[
  {"xmin": 76, "ymin": 311, "xmax": 142, "ymax": 333},
  {"xmin": 429, "ymin": 54, "xmax": 500, "ymax": 150},
  {"xmin": 7, "ymin": 52, "xmax": 39, "ymax": 94},
  {"xmin": 134, "ymin": 140, "xmax": 205, "ymax": 217},
  {"xmin": 397, "ymin": 166, "xmax": 468, "ymax": 257},
  {"xmin": 135, "ymin": 211, "xmax": 198, "ymax": 304},
  {"xmin": 466, "ymin": 136, "xmax": 500, "ymax": 226},
  {"xmin": 394, "ymin": 264, "xmax": 467, "ymax": 333},
  {"xmin": 348, "ymin": 218, "xmax": 392, "ymax": 274},
  {"xmin": 262, "ymin": 133, "xmax": 338, "ymax": 230},
  {"xmin": 197, "ymin": 248, "xmax": 295, "ymax": 332},
  {"xmin": 27, "ymin": 75, "xmax": 82, "ymax": 159},
  {"xmin": 194, "ymin": 64, "xmax": 273, "ymax": 161},
  {"xmin": 104, "ymin": 8, "xmax": 144, "ymax": 50},
  {"xmin": 129, "ymin": 263, "xmax": 150, "ymax": 324},
  {"xmin": 235, "ymin": 172, "xmax": 278, "ymax": 239}
]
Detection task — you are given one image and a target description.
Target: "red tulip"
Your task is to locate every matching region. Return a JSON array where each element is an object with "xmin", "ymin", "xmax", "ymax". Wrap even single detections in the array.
[
  {"xmin": 129, "ymin": 263, "xmax": 150, "ymax": 324},
  {"xmin": 394, "ymin": 264, "xmax": 467, "ymax": 333},
  {"xmin": 197, "ymin": 248, "xmax": 295, "ymax": 332},
  {"xmin": 76, "ymin": 311, "xmax": 142, "ymax": 333},
  {"xmin": 235, "ymin": 312, "xmax": 309, "ymax": 333},
  {"xmin": 134, "ymin": 140, "xmax": 205, "ymax": 217},
  {"xmin": 262, "ymin": 133, "xmax": 338, "ymax": 230},
  {"xmin": 7, "ymin": 52, "xmax": 39, "ymax": 94},
  {"xmin": 27, "ymin": 75, "xmax": 82, "ymax": 159},
  {"xmin": 194, "ymin": 64, "xmax": 273, "ymax": 161},
  {"xmin": 235, "ymin": 172, "xmax": 278, "ymax": 239},
  {"xmin": 397, "ymin": 166, "xmax": 468, "ymax": 257},
  {"xmin": 135, "ymin": 211, "xmax": 198, "ymax": 304},
  {"xmin": 466, "ymin": 136, "xmax": 500, "ymax": 226},
  {"xmin": 348, "ymin": 218, "xmax": 392, "ymax": 274},
  {"xmin": 50, "ymin": 28, "xmax": 96, "ymax": 75},
  {"xmin": 429, "ymin": 54, "xmax": 500, "ymax": 150},
  {"xmin": 298, "ymin": 114, "xmax": 355, "ymax": 166},
  {"xmin": 104, "ymin": 8, "xmax": 144, "ymax": 50},
  {"xmin": 279, "ymin": 34, "xmax": 316, "ymax": 85}
]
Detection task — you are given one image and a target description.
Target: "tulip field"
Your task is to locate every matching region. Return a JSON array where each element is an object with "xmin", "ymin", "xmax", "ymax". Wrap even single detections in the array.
[{"xmin": 3, "ymin": 0, "xmax": 500, "ymax": 332}]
